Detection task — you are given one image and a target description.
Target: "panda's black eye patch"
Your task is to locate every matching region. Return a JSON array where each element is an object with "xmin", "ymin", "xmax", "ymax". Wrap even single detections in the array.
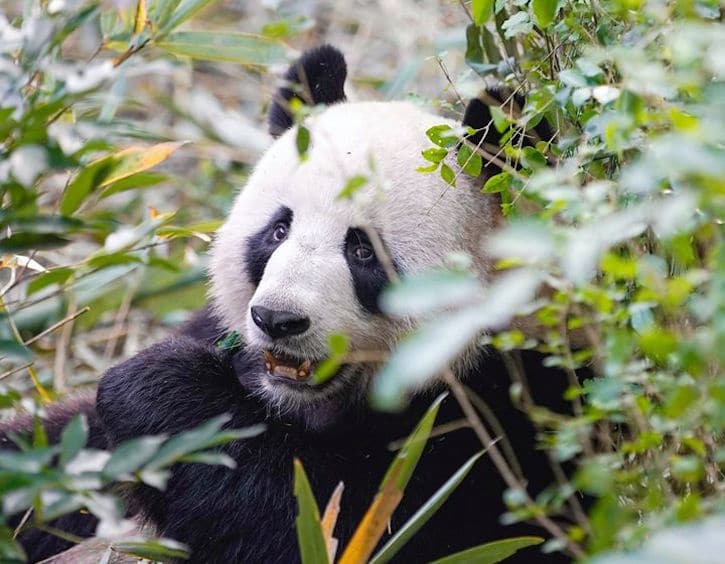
[
  {"xmin": 244, "ymin": 206, "xmax": 293, "ymax": 286},
  {"xmin": 344, "ymin": 227, "xmax": 397, "ymax": 314}
]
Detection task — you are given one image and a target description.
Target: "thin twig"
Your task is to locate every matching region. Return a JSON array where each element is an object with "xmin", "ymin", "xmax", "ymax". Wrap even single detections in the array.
[
  {"xmin": 441, "ymin": 368, "xmax": 584, "ymax": 559},
  {"xmin": 458, "ymin": 0, "xmax": 473, "ymax": 22},
  {"xmin": 435, "ymin": 57, "xmax": 466, "ymax": 108},
  {"xmin": 0, "ymin": 362, "xmax": 34, "ymax": 381},
  {"xmin": 12, "ymin": 508, "xmax": 32, "ymax": 539},
  {"xmin": 112, "ymin": 38, "xmax": 150, "ymax": 68},
  {"xmin": 501, "ymin": 352, "xmax": 592, "ymax": 534},
  {"xmin": 0, "ymin": 295, "xmax": 51, "ymax": 403},
  {"xmin": 363, "ymin": 226, "xmax": 399, "ymax": 284},
  {"xmin": 23, "ymin": 306, "xmax": 89, "ymax": 347},
  {"xmin": 103, "ymin": 287, "xmax": 136, "ymax": 363},
  {"xmin": 53, "ymin": 300, "xmax": 83, "ymax": 393},
  {"xmin": 465, "ymin": 386, "xmax": 526, "ymax": 482}
]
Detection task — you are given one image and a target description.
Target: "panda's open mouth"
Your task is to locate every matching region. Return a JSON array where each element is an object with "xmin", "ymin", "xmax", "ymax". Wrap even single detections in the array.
[{"xmin": 263, "ymin": 350, "xmax": 317, "ymax": 383}]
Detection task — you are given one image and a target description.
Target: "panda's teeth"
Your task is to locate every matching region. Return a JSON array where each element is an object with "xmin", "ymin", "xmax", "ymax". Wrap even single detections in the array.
[
  {"xmin": 273, "ymin": 365, "xmax": 301, "ymax": 380},
  {"xmin": 263, "ymin": 350, "xmax": 312, "ymax": 382}
]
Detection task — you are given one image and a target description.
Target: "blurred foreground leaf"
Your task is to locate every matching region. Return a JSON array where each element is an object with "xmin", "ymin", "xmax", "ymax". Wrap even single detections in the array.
[{"xmin": 156, "ymin": 32, "xmax": 289, "ymax": 65}]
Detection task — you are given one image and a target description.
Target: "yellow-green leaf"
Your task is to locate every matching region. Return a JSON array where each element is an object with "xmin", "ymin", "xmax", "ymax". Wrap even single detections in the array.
[
  {"xmin": 156, "ymin": 32, "xmax": 289, "ymax": 65},
  {"xmin": 60, "ymin": 142, "xmax": 185, "ymax": 215},
  {"xmin": 472, "ymin": 0, "xmax": 494, "ymax": 26}
]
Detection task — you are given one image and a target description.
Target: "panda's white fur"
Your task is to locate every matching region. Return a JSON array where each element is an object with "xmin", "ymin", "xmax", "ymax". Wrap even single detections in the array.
[{"xmin": 210, "ymin": 101, "xmax": 500, "ymax": 411}]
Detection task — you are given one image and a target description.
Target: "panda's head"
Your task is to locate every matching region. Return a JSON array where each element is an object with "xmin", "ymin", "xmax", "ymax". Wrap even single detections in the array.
[{"xmin": 210, "ymin": 46, "xmax": 507, "ymax": 418}]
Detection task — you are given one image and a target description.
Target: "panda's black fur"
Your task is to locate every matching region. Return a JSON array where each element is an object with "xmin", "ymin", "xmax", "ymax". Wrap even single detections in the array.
[{"xmin": 5, "ymin": 46, "xmax": 586, "ymax": 563}]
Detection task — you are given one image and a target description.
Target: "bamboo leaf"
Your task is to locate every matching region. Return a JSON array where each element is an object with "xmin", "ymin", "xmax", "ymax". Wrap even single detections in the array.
[
  {"xmin": 370, "ymin": 452, "xmax": 484, "ymax": 564},
  {"xmin": 294, "ymin": 459, "xmax": 329, "ymax": 564},
  {"xmin": 338, "ymin": 395, "xmax": 445, "ymax": 564},
  {"xmin": 429, "ymin": 536, "xmax": 544, "ymax": 564},
  {"xmin": 156, "ymin": 32, "xmax": 289, "ymax": 65},
  {"xmin": 158, "ymin": 0, "xmax": 216, "ymax": 35},
  {"xmin": 60, "ymin": 142, "xmax": 186, "ymax": 215}
]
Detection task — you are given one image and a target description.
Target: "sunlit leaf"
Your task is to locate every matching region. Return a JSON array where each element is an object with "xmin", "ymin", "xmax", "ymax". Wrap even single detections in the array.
[
  {"xmin": 471, "ymin": 0, "xmax": 494, "ymax": 25},
  {"xmin": 440, "ymin": 163, "xmax": 456, "ymax": 186},
  {"xmin": 457, "ymin": 143, "xmax": 483, "ymax": 176},
  {"xmin": 482, "ymin": 172, "xmax": 511, "ymax": 193},
  {"xmin": 61, "ymin": 142, "xmax": 186, "ymax": 215},
  {"xmin": 337, "ymin": 175, "xmax": 368, "ymax": 200},
  {"xmin": 296, "ymin": 125, "xmax": 311, "ymax": 160}
]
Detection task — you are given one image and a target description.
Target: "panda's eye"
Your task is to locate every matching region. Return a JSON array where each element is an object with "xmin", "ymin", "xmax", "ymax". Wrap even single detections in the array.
[
  {"xmin": 272, "ymin": 222, "xmax": 288, "ymax": 242},
  {"xmin": 352, "ymin": 244, "xmax": 374, "ymax": 263}
]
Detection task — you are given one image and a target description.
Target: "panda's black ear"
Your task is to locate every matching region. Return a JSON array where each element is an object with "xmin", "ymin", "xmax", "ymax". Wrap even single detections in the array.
[
  {"xmin": 268, "ymin": 45, "xmax": 347, "ymax": 137},
  {"xmin": 461, "ymin": 85, "xmax": 554, "ymax": 173}
]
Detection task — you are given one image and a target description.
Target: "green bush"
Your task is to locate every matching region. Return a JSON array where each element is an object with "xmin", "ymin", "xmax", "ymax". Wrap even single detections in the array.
[{"xmin": 1, "ymin": 0, "xmax": 723, "ymax": 562}]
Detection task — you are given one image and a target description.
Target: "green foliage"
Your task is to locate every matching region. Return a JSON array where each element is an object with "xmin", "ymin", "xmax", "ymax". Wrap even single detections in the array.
[
  {"xmin": 0, "ymin": 413, "xmax": 263, "ymax": 559},
  {"xmin": 379, "ymin": 0, "xmax": 725, "ymax": 559},
  {"xmin": 1, "ymin": 0, "xmax": 723, "ymax": 562}
]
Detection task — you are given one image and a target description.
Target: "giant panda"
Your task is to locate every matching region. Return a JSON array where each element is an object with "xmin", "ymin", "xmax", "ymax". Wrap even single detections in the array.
[{"xmin": 8, "ymin": 46, "xmax": 582, "ymax": 563}]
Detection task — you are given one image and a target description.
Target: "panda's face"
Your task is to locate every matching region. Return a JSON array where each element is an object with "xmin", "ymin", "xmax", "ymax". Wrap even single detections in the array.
[{"xmin": 210, "ymin": 101, "xmax": 498, "ymax": 414}]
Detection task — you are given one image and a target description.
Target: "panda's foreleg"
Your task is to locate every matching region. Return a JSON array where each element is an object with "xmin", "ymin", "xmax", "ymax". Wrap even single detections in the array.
[{"xmin": 95, "ymin": 337, "xmax": 294, "ymax": 562}]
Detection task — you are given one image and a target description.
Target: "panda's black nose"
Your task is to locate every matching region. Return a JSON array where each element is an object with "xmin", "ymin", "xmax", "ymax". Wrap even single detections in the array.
[{"xmin": 250, "ymin": 306, "xmax": 310, "ymax": 339}]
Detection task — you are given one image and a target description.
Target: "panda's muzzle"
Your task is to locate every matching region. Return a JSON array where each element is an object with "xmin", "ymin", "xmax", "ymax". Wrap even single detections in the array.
[{"xmin": 263, "ymin": 350, "xmax": 314, "ymax": 382}]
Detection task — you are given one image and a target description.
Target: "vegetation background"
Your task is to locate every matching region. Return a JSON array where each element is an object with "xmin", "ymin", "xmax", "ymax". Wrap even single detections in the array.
[{"xmin": 0, "ymin": 0, "xmax": 722, "ymax": 562}]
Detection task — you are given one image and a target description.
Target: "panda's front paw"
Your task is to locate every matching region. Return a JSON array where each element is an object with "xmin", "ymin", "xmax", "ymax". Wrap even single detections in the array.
[{"xmin": 96, "ymin": 336, "xmax": 239, "ymax": 442}]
